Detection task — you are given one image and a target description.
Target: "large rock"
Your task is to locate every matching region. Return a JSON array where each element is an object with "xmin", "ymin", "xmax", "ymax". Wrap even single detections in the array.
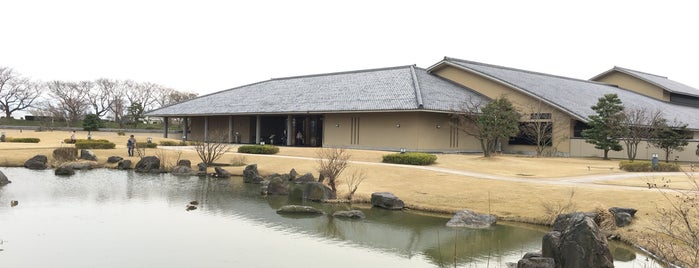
[
  {"xmin": 294, "ymin": 173, "xmax": 315, "ymax": 183},
  {"xmin": 61, "ymin": 161, "xmax": 95, "ymax": 170},
  {"xmin": 107, "ymin": 156, "xmax": 123, "ymax": 163},
  {"xmin": 289, "ymin": 168, "xmax": 299, "ymax": 180},
  {"xmin": 135, "ymin": 156, "xmax": 160, "ymax": 173},
  {"xmin": 608, "ymin": 207, "xmax": 637, "ymax": 217},
  {"xmin": 55, "ymin": 165, "xmax": 76, "ymax": 176},
  {"xmin": 177, "ymin": 159, "xmax": 191, "ymax": 168},
  {"xmin": 289, "ymin": 182, "xmax": 336, "ymax": 202},
  {"xmin": 214, "ymin": 167, "xmax": 232, "ymax": 178},
  {"xmin": 243, "ymin": 164, "xmax": 264, "ymax": 184},
  {"xmin": 0, "ymin": 170, "xmax": 11, "ymax": 186},
  {"xmin": 446, "ymin": 209, "xmax": 497, "ymax": 228},
  {"xmin": 609, "ymin": 207, "xmax": 636, "ymax": 227},
  {"xmin": 276, "ymin": 205, "xmax": 324, "ymax": 215},
  {"xmin": 371, "ymin": 192, "xmax": 404, "ymax": 210},
  {"xmin": 80, "ymin": 149, "xmax": 97, "ymax": 161},
  {"xmin": 117, "ymin": 160, "xmax": 132, "ymax": 170},
  {"xmin": 24, "ymin": 155, "xmax": 48, "ymax": 170},
  {"xmin": 171, "ymin": 165, "xmax": 193, "ymax": 176},
  {"xmin": 196, "ymin": 162, "xmax": 207, "ymax": 176},
  {"xmin": 542, "ymin": 212, "xmax": 614, "ymax": 268},
  {"xmin": 267, "ymin": 175, "xmax": 290, "ymax": 195},
  {"xmin": 332, "ymin": 210, "xmax": 365, "ymax": 219}
]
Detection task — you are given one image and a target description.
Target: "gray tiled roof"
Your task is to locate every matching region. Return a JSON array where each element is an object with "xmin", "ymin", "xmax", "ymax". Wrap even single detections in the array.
[
  {"xmin": 146, "ymin": 65, "xmax": 487, "ymax": 117},
  {"xmin": 441, "ymin": 57, "xmax": 699, "ymax": 130},
  {"xmin": 592, "ymin": 66, "xmax": 699, "ymax": 97}
]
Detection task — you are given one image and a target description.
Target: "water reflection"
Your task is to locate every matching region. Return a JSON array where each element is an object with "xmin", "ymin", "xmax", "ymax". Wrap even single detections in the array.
[{"xmin": 0, "ymin": 168, "xmax": 658, "ymax": 268}]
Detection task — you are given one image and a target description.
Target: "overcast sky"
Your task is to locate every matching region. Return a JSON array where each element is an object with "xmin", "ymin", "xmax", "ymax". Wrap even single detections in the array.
[{"xmin": 2, "ymin": 0, "xmax": 698, "ymax": 96}]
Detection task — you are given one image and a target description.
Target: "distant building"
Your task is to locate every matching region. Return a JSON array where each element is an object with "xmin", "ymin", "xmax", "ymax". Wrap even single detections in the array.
[{"xmin": 146, "ymin": 57, "xmax": 699, "ymax": 159}]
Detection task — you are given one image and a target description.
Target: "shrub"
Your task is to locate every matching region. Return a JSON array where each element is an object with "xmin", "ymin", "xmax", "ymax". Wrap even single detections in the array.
[
  {"xmin": 159, "ymin": 140, "xmax": 181, "ymax": 146},
  {"xmin": 619, "ymin": 160, "xmax": 680, "ymax": 172},
  {"xmin": 7, "ymin": 137, "xmax": 40, "ymax": 143},
  {"xmin": 137, "ymin": 142, "xmax": 157, "ymax": 149},
  {"xmin": 53, "ymin": 147, "xmax": 78, "ymax": 162},
  {"xmin": 237, "ymin": 145, "xmax": 279, "ymax": 154},
  {"xmin": 382, "ymin": 152, "xmax": 437, "ymax": 165},
  {"xmin": 74, "ymin": 139, "xmax": 116, "ymax": 149},
  {"xmin": 117, "ymin": 131, "xmax": 126, "ymax": 136}
]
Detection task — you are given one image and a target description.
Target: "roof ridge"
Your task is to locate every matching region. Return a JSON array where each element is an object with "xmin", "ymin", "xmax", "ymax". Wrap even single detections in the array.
[
  {"xmin": 270, "ymin": 65, "xmax": 415, "ymax": 81},
  {"xmin": 409, "ymin": 66, "xmax": 424, "ymax": 109},
  {"xmin": 444, "ymin": 57, "xmax": 613, "ymax": 86},
  {"xmin": 614, "ymin": 66, "xmax": 668, "ymax": 79}
]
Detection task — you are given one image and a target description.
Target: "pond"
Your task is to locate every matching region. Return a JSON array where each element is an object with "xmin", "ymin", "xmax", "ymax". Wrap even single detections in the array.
[{"xmin": 0, "ymin": 168, "xmax": 658, "ymax": 267}]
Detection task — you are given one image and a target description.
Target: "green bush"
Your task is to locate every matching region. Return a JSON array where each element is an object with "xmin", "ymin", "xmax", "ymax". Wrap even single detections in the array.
[
  {"xmin": 137, "ymin": 142, "xmax": 157, "ymax": 149},
  {"xmin": 75, "ymin": 139, "xmax": 116, "ymax": 149},
  {"xmin": 237, "ymin": 145, "xmax": 279, "ymax": 154},
  {"xmin": 160, "ymin": 140, "xmax": 187, "ymax": 146},
  {"xmin": 53, "ymin": 147, "xmax": 78, "ymax": 162},
  {"xmin": 7, "ymin": 137, "xmax": 40, "ymax": 143},
  {"xmin": 382, "ymin": 152, "xmax": 437, "ymax": 165},
  {"xmin": 619, "ymin": 160, "xmax": 680, "ymax": 172}
]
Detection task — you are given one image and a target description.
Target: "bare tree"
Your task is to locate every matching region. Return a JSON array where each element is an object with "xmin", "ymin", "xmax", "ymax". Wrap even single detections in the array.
[
  {"xmin": 519, "ymin": 101, "xmax": 565, "ymax": 157},
  {"xmin": 0, "ymin": 67, "xmax": 42, "ymax": 119},
  {"xmin": 109, "ymin": 80, "xmax": 129, "ymax": 127},
  {"xmin": 344, "ymin": 169, "xmax": 366, "ymax": 200},
  {"xmin": 317, "ymin": 147, "xmax": 351, "ymax": 194},
  {"xmin": 90, "ymin": 78, "xmax": 118, "ymax": 117},
  {"xmin": 125, "ymin": 81, "xmax": 157, "ymax": 112},
  {"xmin": 619, "ymin": 107, "xmax": 663, "ymax": 161},
  {"xmin": 47, "ymin": 80, "xmax": 90, "ymax": 125},
  {"xmin": 193, "ymin": 131, "xmax": 231, "ymax": 166}
]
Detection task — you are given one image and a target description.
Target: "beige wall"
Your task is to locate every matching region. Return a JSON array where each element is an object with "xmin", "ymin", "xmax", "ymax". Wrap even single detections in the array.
[
  {"xmin": 594, "ymin": 72, "xmax": 670, "ymax": 101},
  {"xmin": 188, "ymin": 115, "xmax": 253, "ymax": 143},
  {"xmin": 431, "ymin": 66, "xmax": 573, "ymax": 154},
  {"xmin": 324, "ymin": 112, "xmax": 481, "ymax": 152},
  {"xmin": 571, "ymin": 138, "xmax": 699, "ymax": 162}
]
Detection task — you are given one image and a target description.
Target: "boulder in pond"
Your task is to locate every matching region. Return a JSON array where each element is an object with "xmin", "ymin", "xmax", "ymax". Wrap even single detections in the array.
[
  {"xmin": 294, "ymin": 173, "xmax": 315, "ymax": 183},
  {"xmin": 55, "ymin": 165, "xmax": 76, "ymax": 176},
  {"xmin": 80, "ymin": 149, "xmax": 97, "ymax": 161},
  {"xmin": 276, "ymin": 205, "xmax": 324, "ymax": 215},
  {"xmin": 171, "ymin": 165, "xmax": 193, "ymax": 176},
  {"xmin": 542, "ymin": 212, "xmax": 613, "ymax": 268},
  {"xmin": 289, "ymin": 168, "xmax": 299, "ymax": 180},
  {"xmin": 446, "ymin": 209, "xmax": 497, "ymax": 228},
  {"xmin": 24, "ymin": 155, "xmax": 48, "ymax": 170},
  {"xmin": 517, "ymin": 253, "xmax": 555, "ymax": 268},
  {"xmin": 289, "ymin": 182, "xmax": 336, "ymax": 202},
  {"xmin": 267, "ymin": 175, "xmax": 290, "ymax": 195},
  {"xmin": 214, "ymin": 167, "xmax": 232, "ymax": 178},
  {"xmin": 135, "ymin": 156, "xmax": 160, "ymax": 173},
  {"xmin": 243, "ymin": 164, "xmax": 264, "ymax": 184},
  {"xmin": 332, "ymin": 210, "xmax": 365, "ymax": 219},
  {"xmin": 371, "ymin": 192, "xmax": 404, "ymax": 210},
  {"xmin": 107, "ymin": 156, "xmax": 123, "ymax": 163},
  {"xmin": 117, "ymin": 159, "xmax": 132, "ymax": 170},
  {"xmin": 0, "ymin": 170, "xmax": 11, "ymax": 186},
  {"xmin": 177, "ymin": 159, "xmax": 191, "ymax": 168}
]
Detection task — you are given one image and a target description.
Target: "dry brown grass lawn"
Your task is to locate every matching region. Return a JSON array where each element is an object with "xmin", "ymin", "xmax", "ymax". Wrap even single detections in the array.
[{"xmin": 1, "ymin": 128, "xmax": 696, "ymax": 259}]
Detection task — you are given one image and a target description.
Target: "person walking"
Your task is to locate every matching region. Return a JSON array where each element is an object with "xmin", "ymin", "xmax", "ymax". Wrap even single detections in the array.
[
  {"xmin": 127, "ymin": 135, "xmax": 136, "ymax": 157},
  {"xmin": 70, "ymin": 131, "xmax": 76, "ymax": 143},
  {"xmin": 296, "ymin": 131, "xmax": 304, "ymax": 146}
]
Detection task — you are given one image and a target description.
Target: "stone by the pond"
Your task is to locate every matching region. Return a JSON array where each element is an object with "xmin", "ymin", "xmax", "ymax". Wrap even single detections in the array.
[
  {"xmin": 243, "ymin": 164, "xmax": 264, "ymax": 184},
  {"xmin": 171, "ymin": 165, "xmax": 193, "ymax": 176},
  {"xmin": 371, "ymin": 192, "xmax": 404, "ymax": 210},
  {"xmin": 446, "ymin": 209, "xmax": 497, "ymax": 228},
  {"xmin": 542, "ymin": 212, "xmax": 613, "ymax": 268},
  {"xmin": 294, "ymin": 173, "xmax": 315, "ymax": 183},
  {"xmin": 177, "ymin": 159, "xmax": 191, "ymax": 168},
  {"xmin": 517, "ymin": 256, "xmax": 555, "ymax": 268},
  {"xmin": 612, "ymin": 212, "xmax": 633, "ymax": 227},
  {"xmin": 332, "ymin": 210, "xmax": 365, "ymax": 219},
  {"xmin": 117, "ymin": 160, "xmax": 132, "ymax": 170},
  {"xmin": 609, "ymin": 207, "xmax": 637, "ymax": 217},
  {"xmin": 24, "ymin": 155, "xmax": 48, "ymax": 170},
  {"xmin": 276, "ymin": 205, "xmax": 324, "ymax": 215},
  {"xmin": 0, "ymin": 170, "xmax": 11, "ymax": 186},
  {"xmin": 289, "ymin": 168, "xmax": 299, "ymax": 180},
  {"xmin": 214, "ymin": 167, "xmax": 232, "ymax": 178},
  {"xmin": 55, "ymin": 165, "xmax": 76, "ymax": 176},
  {"xmin": 197, "ymin": 162, "xmax": 207, "ymax": 172},
  {"xmin": 135, "ymin": 156, "xmax": 160, "ymax": 173},
  {"xmin": 61, "ymin": 161, "xmax": 95, "ymax": 170},
  {"xmin": 267, "ymin": 175, "xmax": 290, "ymax": 195},
  {"xmin": 107, "ymin": 156, "xmax": 123, "ymax": 163},
  {"xmin": 288, "ymin": 182, "xmax": 336, "ymax": 202},
  {"xmin": 80, "ymin": 149, "xmax": 97, "ymax": 161}
]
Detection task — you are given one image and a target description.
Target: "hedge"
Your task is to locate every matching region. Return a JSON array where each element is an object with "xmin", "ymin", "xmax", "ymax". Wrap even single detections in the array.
[
  {"xmin": 74, "ymin": 139, "xmax": 116, "ymax": 149},
  {"xmin": 159, "ymin": 140, "xmax": 189, "ymax": 146},
  {"xmin": 7, "ymin": 137, "xmax": 41, "ymax": 143},
  {"xmin": 137, "ymin": 142, "xmax": 158, "ymax": 149},
  {"xmin": 237, "ymin": 145, "xmax": 279, "ymax": 154},
  {"xmin": 382, "ymin": 152, "xmax": 437, "ymax": 165},
  {"xmin": 619, "ymin": 160, "xmax": 680, "ymax": 172}
]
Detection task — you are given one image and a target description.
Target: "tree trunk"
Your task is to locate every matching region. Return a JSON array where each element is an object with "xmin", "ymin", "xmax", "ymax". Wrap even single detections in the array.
[{"xmin": 603, "ymin": 149, "xmax": 610, "ymax": 160}]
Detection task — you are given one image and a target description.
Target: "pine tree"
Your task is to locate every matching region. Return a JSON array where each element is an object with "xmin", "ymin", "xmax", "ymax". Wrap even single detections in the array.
[{"xmin": 581, "ymin": 94, "xmax": 624, "ymax": 160}]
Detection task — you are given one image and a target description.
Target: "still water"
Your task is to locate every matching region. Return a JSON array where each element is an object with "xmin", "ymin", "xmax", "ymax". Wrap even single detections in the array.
[{"xmin": 0, "ymin": 168, "xmax": 657, "ymax": 268}]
